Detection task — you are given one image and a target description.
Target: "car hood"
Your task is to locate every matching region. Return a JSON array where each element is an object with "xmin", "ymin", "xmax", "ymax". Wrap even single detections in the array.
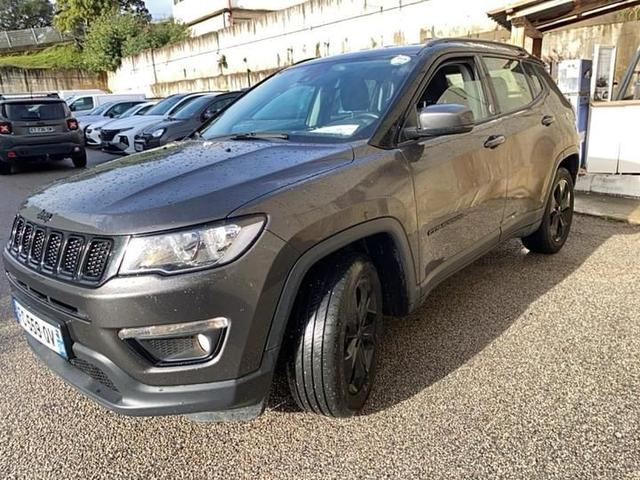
[
  {"xmin": 78, "ymin": 115, "xmax": 104, "ymax": 127},
  {"xmin": 140, "ymin": 118, "xmax": 184, "ymax": 135},
  {"xmin": 102, "ymin": 115, "xmax": 164, "ymax": 131},
  {"xmin": 20, "ymin": 139, "xmax": 355, "ymax": 235},
  {"xmin": 86, "ymin": 118, "xmax": 112, "ymax": 130}
]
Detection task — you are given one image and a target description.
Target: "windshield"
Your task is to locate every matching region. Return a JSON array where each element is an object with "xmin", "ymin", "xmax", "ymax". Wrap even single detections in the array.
[
  {"xmin": 172, "ymin": 95, "xmax": 215, "ymax": 119},
  {"xmin": 119, "ymin": 104, "xmax": 145, "ymax": 119},
  {"xmin": 89, "ymin": 103, "xmax": 114, "ymax": 115},
  {"xmin": 145, "ymin": 95, "xmax": 186, "ymax": 116},
  {"xmin": 201, "ymin": 55, "xmax": 416, "ymax": 142},
  {"xmin": 166, "ymin": 94, "xmax": 204, "ymax": 116},
  {"xmin": 4, "ymin": 102, "xmax": 66, "ymax": 121}
]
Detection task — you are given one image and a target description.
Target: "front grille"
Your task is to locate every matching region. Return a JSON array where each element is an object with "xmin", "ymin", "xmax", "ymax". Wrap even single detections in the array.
[
  {"xmin": 70, "ymin": 358, "xmax": 119, "ymax": 392},
  {"xmin": 100, "ymin": 129, "xmax": 118, "ymax": 142},
  {"xmin": 6, "ymin": 216, "xmax": 115, "ymax": 285}
]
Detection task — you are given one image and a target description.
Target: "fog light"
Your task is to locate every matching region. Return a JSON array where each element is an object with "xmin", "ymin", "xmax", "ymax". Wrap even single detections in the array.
[
  {"xmin": 119, "ymin": 318, "xmax": 228, "ymax": 367},
  {"xmin": 196, "ymin": 333, "xmax": 213, "ymax": 354}
]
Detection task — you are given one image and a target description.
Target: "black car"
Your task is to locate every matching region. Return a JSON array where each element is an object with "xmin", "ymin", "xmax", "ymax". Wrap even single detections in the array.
[
  {"xmin": 0, "ymin": 93, "xmax": 85, "ymax": 175},
  {"xmin": 4, "ymin": 40, "xmax": 579, "ymax": 421},
  {"xmin": 133, "ymin": 92, "xmax": 241, "ymax": 152}
]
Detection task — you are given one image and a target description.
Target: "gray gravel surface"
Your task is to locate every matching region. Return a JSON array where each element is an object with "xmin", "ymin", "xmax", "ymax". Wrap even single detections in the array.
[{"xmin": 0, "ymin": 152, "xmax": 639, "ymax": 479}]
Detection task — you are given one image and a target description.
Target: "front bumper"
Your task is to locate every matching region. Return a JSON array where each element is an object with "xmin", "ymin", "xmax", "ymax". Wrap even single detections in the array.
[
  {"xmin": 25, "ymin": 332, "xmax": 276, "ymax": 416},
  {"xmin": 3, "ymin": 228, "xmax": 297, "ymax": 416}
]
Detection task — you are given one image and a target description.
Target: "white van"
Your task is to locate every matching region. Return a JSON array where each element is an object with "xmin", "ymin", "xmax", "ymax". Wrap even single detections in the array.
[
  {"xmin": 59, "ymin": 89, "xmax": 106, "ymax": 102},
  {"xmin": 68, "ymin": 93, "xmax": 146, "ymax": 116}
]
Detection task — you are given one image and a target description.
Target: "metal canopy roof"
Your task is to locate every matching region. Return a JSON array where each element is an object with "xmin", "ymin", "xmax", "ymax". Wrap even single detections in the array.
[{"xmin": 489, "ymin": 0, "xmax": 640, "ymax": 33}]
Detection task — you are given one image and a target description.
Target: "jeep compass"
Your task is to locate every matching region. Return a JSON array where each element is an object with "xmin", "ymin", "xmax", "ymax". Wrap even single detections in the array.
[{"xmin": 3, "ymin": 40, "xmax": 579, "ymax": 420}]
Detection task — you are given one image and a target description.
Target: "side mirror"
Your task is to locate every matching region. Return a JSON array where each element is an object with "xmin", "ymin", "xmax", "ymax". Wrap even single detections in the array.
[
  {"xmin": 69, "ymin": 104, "xmax": 77, "ymax": 112},
  {"xmin": 405, "ymin": 104, "xmax": 474, "ymax": 139}
]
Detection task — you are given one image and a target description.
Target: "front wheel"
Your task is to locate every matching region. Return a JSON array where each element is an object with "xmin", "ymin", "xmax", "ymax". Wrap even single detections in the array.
[
  {"xmin": 286, "ymin": 252, "xmax": 383, "ymax": 417},
  {"xmin": 522, "ymin": 167, "xmax": 574, "ymax": 254}
]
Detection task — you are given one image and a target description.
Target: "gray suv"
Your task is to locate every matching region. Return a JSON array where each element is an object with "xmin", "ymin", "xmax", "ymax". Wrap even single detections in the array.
[
  {"xmin": 3, "ymin": 40, "xmax": 579, "ymax": 420},
  {"xmin": 0, "ymin": 93, "xmax": 86, "ymax": 175}
]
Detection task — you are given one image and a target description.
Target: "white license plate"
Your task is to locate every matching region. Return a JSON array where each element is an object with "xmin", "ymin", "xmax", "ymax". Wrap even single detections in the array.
[
  {"xmin": 14, "ymin": 299, "xmax": 68, "ymax": 358},
  {"xmin": 29, "ymin": 126, "xmax": 55, "ymax": 134},
  {"xmin": 134, "ymin": 142, "xmax": 144, "ymax": 152}
]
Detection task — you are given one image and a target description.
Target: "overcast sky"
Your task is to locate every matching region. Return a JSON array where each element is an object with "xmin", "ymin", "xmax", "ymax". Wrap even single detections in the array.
[{"xmin": 145, "ymin": 0, "xmax": 173, "ymax": 19}]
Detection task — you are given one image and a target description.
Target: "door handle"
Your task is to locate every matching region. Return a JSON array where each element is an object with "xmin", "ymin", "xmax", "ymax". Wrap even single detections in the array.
[
  {"xmin": 484, "ymin": 135, "xmax": 506, "ymax": 149},
  {"xmin": 541, "ymin": 114, "xmax": 555, "ymax": 126}
]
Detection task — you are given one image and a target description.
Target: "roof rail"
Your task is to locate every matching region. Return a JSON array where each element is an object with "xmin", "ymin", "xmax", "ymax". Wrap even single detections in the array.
[
  {"xmin": 427, "ymin": 38, "xmax": 530, "ymax": 57},
  {"xmin": 0, "ymin": 92, "xmax": 60, "ymax": 101}
]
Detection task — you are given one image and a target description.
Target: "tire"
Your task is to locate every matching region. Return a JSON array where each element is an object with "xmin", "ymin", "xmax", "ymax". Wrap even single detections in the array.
[
  {"xmin": 0, "ymin": 160, "xmax": 11, "ymax": 175},
  {"xmin": 286, "ymin": 252, "xmax": 383, "ymax": 417},
  {"xmin": 72, "ymin": 149, "xmax": 87, "ymax": 169},
  {"xmin": 522, "ymin": 167, "xmax": 574, "ymax": 254}
]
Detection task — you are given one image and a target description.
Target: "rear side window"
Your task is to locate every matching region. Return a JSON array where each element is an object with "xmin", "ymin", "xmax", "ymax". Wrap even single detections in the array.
[
  {"xmin": 4, "ymin": 102, "xmax": 66, "ymax": 121},
  {"xmin": 483, "ymin": 57, "xmax": 533, "ymax": 113},
  {"xmin": 523, "ymin": 62, "xmax": 544, "ymax": 97}
]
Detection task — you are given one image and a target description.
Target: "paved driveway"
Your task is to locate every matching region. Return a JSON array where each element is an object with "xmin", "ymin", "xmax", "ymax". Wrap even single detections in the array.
[{"xmin": 0, "ymin": 153, "xmax": 639, "ymax": 479}]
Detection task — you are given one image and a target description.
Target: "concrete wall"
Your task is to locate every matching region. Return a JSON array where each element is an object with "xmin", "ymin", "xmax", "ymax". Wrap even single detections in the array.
[
  {"xmin": 110, "ymin": 0, "xmax": 640, "ymax": 97},
  {"xmin": 109, "ymin": 0, "xmax": 507, "ymax": 96},
  {"xmin": 0, "ymin": 67, "xmax": 108, "ymax": 94},
  {"xmin": 542, "ymin": 19, "xmax": 640, "ymax": 85}
]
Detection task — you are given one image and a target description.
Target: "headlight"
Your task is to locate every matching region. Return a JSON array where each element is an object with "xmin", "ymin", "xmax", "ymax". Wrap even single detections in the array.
[
  {"xmin": 151, "ymin": 128, "xmax": 166, "ymax": 138},
  {"xmin": 119, "ymin": 217, "xmax": 265, "ymax": 274}
]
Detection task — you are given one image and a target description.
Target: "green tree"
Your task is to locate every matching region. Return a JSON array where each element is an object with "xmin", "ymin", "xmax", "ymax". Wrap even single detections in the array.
[
  {"xmin": 0, "ymin": 0, "xmax": 54, "ymax": 30},
  {"xmin": 82, "ymin": 13, "xmax": 187, "ymax": 72},
  {"xmin": 54, "ymin": 0, "xmax": 150, "ymax": 35}
]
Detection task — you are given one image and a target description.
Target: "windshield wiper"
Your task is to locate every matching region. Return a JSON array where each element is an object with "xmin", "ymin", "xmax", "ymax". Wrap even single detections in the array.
[{"xmin": 230, "ymin": 132, "xmax": 290, "ymax": 141}]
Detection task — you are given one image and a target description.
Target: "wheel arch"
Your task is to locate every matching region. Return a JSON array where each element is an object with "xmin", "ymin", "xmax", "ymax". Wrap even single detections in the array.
[{"xmin": 264, "ymin": 217, "xmax": 419, "ymax": 351}]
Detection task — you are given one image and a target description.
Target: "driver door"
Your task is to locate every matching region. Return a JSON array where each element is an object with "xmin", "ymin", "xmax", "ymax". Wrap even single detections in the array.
[{"xmin": 400, "ymin": 56, "xmax": 509, "ymax": 287}]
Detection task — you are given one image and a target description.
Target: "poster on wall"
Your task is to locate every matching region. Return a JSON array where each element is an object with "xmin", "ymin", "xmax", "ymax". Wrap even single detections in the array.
[{"xmin": 591, "ymin": 45, "xmax": 617, "ymax": 102}]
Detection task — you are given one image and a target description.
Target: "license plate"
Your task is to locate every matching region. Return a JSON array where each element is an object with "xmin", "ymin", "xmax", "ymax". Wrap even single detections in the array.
[
  {"xmin": 13, "ymin": 299, "xmax": 68, "ymax": 359},
  {"xmin": 134, "ymin": 142, "xmax": 144, "ymax": 152},
  {"xmin": 29, "ymin": 126, "xmax": 55, "ymax": 134}
]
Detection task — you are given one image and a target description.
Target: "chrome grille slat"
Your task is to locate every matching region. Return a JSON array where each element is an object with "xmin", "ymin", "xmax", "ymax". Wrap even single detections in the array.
[
  {"xmin": 29, "ymin": 229, "xmax": 46, "ymax": 265},
  {"xmin": 6, "ymin": 216, "xmax": 113, "ymax": 285},
  {"xmin": 19, "ymin": 223, "xmax": 34, "ymax": 258}
]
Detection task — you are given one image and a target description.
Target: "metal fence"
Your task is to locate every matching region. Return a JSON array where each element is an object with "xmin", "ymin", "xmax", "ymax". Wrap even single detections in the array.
[{"xmin": 0, "ymin": 26, "xmax": 73, "ymax": 51}]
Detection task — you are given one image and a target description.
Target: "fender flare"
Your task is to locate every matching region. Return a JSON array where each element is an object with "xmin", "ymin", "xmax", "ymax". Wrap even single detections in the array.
[{"xmin": 264, "ymin": 216, "xmax": 418, "ymax": 351}]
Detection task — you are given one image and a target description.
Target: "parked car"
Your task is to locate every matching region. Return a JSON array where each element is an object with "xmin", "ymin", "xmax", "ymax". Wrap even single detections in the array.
[
  {"xmin": 100, "ymin": 92, "xmax": 218, "ymax": 154},
  {"xmin": 68, "ymin": 93, "xmax": 146, "ymax": 116},
  {"xmin": 3, "ymin": 40, "xmax": 579, "ymax": 421},
  {"xmin": 85, "ymin": 102, "xmax": 156, "ymax": 147},
  {"xmin": 134, "ymin": 92, "xmax": 242, "ymax": 152},
  {"xmin": 59, "ymin": 89, "xmax": 106, "ymax": 102},
  {"xmin": 77, "ymin": 100, "xmax": 147, "ymax": 132},
  {"xmin": 0, "ymin": 93, "xmax": 85, "ymax": 175}
]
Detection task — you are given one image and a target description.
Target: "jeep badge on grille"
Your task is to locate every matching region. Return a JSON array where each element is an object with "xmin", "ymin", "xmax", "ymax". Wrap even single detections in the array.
[{"xmin": 36, "ymin": 209, "xmax": 53, "ymax": 223}]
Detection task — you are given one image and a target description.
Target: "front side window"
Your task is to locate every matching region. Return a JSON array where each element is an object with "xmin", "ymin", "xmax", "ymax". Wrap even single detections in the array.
[
  {"xmin": 201, "ymin": 55, "xmax": 417, "ymax": 143},
  {"xmin": 69, "ymin": 96, "xmax": 94, "ymax": 112},
  {"xmin": 483, "ymin": 57, "xmax": 533, "ymax": 113},
  {"xmin": 416, "ymin": 60, "xmax": 490, "ymax": 122}
]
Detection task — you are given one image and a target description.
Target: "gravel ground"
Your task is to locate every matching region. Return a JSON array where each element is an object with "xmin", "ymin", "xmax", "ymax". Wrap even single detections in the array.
[{"xmin": 0, "ymin": 154, "xmax": 639, "ymax": 479}]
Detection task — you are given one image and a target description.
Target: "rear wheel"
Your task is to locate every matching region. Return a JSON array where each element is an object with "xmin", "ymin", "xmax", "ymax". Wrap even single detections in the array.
[
  {"xmin": 72, "ymin": 149, "xmax": 87, "ymax": 169},
  {"xmin": 522, "ymin": 167, "xmax": 574, "ymax": 254},
  {"xmin": 286, "ymin": 252, "xmax": 383, "ymax": 417},
  {"xmin": 0, "ymin": 160, "xmax": 12, "ymax": 175}
]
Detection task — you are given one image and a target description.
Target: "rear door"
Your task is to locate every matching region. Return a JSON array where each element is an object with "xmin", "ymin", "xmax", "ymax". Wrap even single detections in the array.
[
  {"xmin": 5, "ymin": 101, "xmax": 69, "ymax": 136},
  {"xmin": 399, "ymin": 55, "xmax": 509, "ymax": 286},
  {"xmin": 480, "ymin": 56, "xmax": 556, "ymax": 232}
]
